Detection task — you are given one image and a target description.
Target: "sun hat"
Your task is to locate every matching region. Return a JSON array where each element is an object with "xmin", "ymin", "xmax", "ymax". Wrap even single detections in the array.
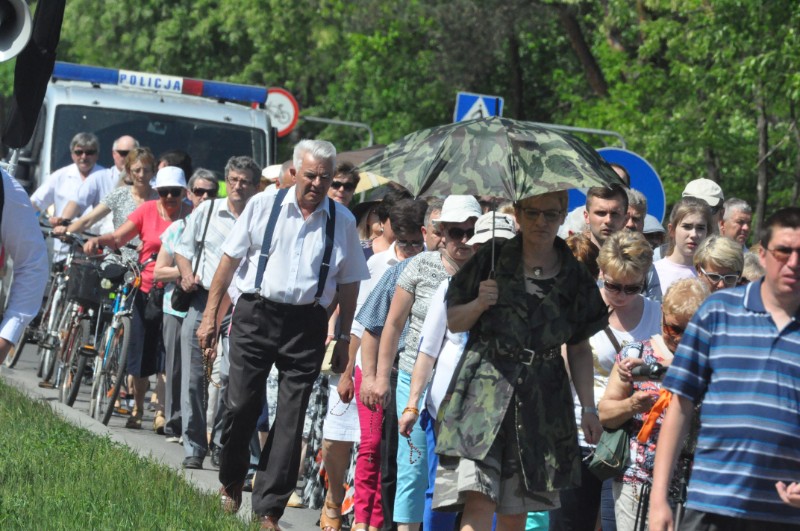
[
  {"xmin": 643, "ymin": 214, "xmax": 666, "ymax": 234},
  {"xmin": 682, "ymin": 178, "xmax": 724, "ymax": 207},
  {"xmin": 435, "ymin": 195, "xmax": 482, "ymax": 225},
  {"xmin": 154, "ymin": 166, "xmax": 187, "ymax": 189},
  {"xmin": 467, "ymin": 212, "xmax": 517, "ymax": 245}
]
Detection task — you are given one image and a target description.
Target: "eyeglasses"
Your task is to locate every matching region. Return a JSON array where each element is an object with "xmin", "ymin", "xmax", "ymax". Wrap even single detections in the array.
[
  {"xmin": 226, "ymin": 177, "xmax": 252, "ymax": 187},
  {"xmin": 73, "ymin": 149, "xmax": 97, "ymax": 157},
  {"xmin": 396, "ymin": 239, "xmax": 424, "ymax": 249},
  {"xmin": 520, "ymin": 208, "xmax": 563, "ymax": 223},
  {"xmin": 330, "ymin": 181, "xmax": 356, "ymax": 192},
  {"xmin": 662, "ymin": 315, "xmax": 685, "ymax": 337},
  {"xmin": 699, "ymin": 266, "xmax": 739, "ymax": 287},
  {"xmin": 192, "ymin": 187, "xmax": 217, "ymax": 197},
  {"xmin": 157, "ymin": 187, "xmax": 184, "ymax": 198},
  {"xmin": 115, "ymin": 149, "xmax": 130, "ymax": 157},
  {"xmin": 446, "ymin": 226, "xmax": 475, "ymax": 241},
  {"xmin": 768, "ymin": 246, "xmax": 800, "ymax": 263},
  {"xmin": 603, "ymin": 280, "xmax": 643, "ymax": 295}
]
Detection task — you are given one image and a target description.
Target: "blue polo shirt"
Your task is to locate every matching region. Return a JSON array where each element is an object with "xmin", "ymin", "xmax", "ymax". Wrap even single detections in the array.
[{"xmin": 663, "ymin": 279, "xmax": 800, "ymax": 524}]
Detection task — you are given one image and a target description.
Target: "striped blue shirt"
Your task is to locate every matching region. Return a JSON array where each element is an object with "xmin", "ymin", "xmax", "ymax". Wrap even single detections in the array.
[
  {"xmin": 356, "ymin": 260, "xmax": 411, "ymax": 351},
  {"xmin": 663, "ymin": 279, "xmax": 800, "ymax": 524}
]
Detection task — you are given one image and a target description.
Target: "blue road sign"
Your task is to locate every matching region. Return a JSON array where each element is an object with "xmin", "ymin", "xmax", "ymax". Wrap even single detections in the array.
[
  {"xmin": 567, "ymin": 148, "xmax": 666, "ymax": 223},
  {"xmin": 454, "ymin": 92, "xmax": 504, "ymax": 122}
]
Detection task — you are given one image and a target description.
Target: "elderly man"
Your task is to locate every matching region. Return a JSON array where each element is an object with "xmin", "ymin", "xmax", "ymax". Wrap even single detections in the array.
[
  {"xmin": 719, "ymin": 197, "xmax": 752, "ymax": 247},
  {"xmin": 174, "ymin": 156, "xmax": 261, "ymax": 470},
  {"xmin": 196, "ymin": 140, "xmax": 369, "ymax": 529},
  {"xmin": 625, "ymin": 188, "xmax": 647, "ymax": 233},
  {"xmin": 30, "ymin": 132, "xmax": 106, "ymax": 261},
  {"xmin": 649, "ymin": 207, "xmax": 800, "ymax": 530}
]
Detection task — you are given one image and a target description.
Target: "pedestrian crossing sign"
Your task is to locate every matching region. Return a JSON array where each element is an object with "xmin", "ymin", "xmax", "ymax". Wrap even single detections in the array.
[{"xmin": 454, "ymin": 92, "xmax": 504, "ymax": 122}]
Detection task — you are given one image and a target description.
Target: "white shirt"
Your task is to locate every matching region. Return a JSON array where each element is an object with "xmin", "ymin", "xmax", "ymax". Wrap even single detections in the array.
[
  {"xmin": 653, "ymin": 257, "xmax": 697, "ymax": 296},
  {"xmin": 29, "ymin": 162, "xmax": 106, "ymax": 260},
  {"xmin": 0, "ymin": 171, "xmax": 49, "ymax": 345},
  {"xmin": 75, "ymin": 166, "xmax": 119, "ymax": 211},
  {"xmin": 222, "ymin": 187, "xmax": 369, "ymax": 308},
  {"xmin": 175, "ymin": 199, "xmax": 239, "ymax": 290},
  {"xmin": 351, "ymin": 241, "xmax": 402, "ymax": 340}
]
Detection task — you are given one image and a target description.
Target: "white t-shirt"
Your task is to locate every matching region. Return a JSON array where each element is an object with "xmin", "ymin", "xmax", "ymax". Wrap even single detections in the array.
[
  {"xmin": 653, "ymin": 257, "xmax": 697, "ymax": 296},
  {"xmin": 416, "ymin": 279, "xmax": 468, "ymax": 417},
  {"xmin": 574, "ymin": 295, "xmax": 662, "ymax": 447}
]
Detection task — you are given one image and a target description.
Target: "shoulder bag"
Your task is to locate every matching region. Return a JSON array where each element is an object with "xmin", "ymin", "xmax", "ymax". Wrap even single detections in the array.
[{"xmin": 172, "ymin": 199, "xmax": 214, "ymax": 312}]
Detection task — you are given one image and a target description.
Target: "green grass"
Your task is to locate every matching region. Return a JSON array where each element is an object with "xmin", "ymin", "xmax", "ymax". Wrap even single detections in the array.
[{"xmin": 0, "ymin": 380, "xmax": 258, "ymax": 530}]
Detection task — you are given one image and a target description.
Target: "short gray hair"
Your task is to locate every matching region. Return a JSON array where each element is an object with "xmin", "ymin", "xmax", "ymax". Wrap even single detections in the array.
[
  {"xmin": 224, "ymin": 155, "xmax": 261, "ymax": 185},
  {"xmin": 425, "ymin": 197, "xmax": 444, "ymax": 227},
  {"xmin": 723, "ymin": 197, "xmax": 752, "ymax": 220},
  {"xmin": 293, "ymin": 139, "xmax": 336, "ymax": 173},
  {"xmin": 626, "ymin": 188, "xmax": 648, "ymax": 213},
  {"xmin": 188, "ymin": 168, "xmax": 219, "ymax": 191},
  {"xmin": 71, "ymin": 132, "xmax": 99, "ymax": 151}
]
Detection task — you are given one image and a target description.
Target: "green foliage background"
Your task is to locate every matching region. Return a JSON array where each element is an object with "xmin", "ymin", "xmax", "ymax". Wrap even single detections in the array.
[{"xmin": 4, "ymin": 1, "xmax": 799, "ymax": 219}]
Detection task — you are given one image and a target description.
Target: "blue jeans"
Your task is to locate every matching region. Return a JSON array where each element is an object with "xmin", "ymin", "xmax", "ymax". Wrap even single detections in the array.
[{"xmin": 420, "ymin": 408, "xmax": 457, "ymax": 531}]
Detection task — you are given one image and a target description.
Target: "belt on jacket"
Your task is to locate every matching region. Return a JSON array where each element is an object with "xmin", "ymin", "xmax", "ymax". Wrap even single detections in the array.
[{"xmin": 490, "ymin": 345, "xmax": 560, "ymax": 365}]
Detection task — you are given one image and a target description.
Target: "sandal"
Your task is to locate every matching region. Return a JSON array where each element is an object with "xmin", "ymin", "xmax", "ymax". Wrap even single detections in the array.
[
  {"xmin": 153, "ymin": 411, "xmax": 165, "ymax": 434},
  {"xmin": 319, "ymin": 500, "xmax": 342, "ymax": 531},
  {"xmin": 125, "ymin": 411, "xmax": 142, "ymax": 429}
]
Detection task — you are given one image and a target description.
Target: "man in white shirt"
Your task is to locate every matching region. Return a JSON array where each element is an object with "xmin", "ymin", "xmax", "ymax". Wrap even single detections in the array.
[
  {"xmin": 0, "ymin": 171, "xmax": 48, "ymax": 363},
  {"xmin": 196, "ymin": 140, "xmax": 369, "ymax": 528},
  {"xmin": 29, "ymin": 132, "xmax": 105, "ymax": 261},
  {"xmin": 174, "ymin": 156, "xmax": 261, "ymax": 470}
]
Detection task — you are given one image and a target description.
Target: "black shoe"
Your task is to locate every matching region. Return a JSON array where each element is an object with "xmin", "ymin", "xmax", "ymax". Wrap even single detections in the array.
[
  {"xmin": 182, "ymin": 456, "xmax": 203, "ymax": 469},
  {"xmin": 242, "ymin": 472, "xmax": 255, "ymax": 492},
  {"xmin": 211, "ymin": 445, "xmax": 222, "ymax": 468}
]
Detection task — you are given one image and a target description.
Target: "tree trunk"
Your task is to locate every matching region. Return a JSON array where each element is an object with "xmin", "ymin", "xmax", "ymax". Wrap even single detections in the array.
[
  {"xmin": 509, "ymin": 34, "xmax": 525, "ymax": 120},
  {"xmin": 790, "ymin": 101, "xmax": 800, "ymax": 206},
  {"xmin": 555, "ymin": 4, "xmax": 609, "ymax": 98},
  {"xmin": 704, "ymin": 147, "xmax": 721, "ymax": 183},
  {"xmin": 754, "ymin": 91, "xmax": 769, "ymax": 238}
]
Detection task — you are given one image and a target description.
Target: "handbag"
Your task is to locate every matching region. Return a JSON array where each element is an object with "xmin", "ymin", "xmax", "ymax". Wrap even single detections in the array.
[
  {"xmin": 172, "ymin": 199, "xmax": 215, "ymax": 312},
  {"xmin": 320, "ymin": 340, "xmax": 336, "ymax": 376},
  {"xmin": 144, "ymin": 284, "xmax": 165, "ymax": 321},
  {"xmin": 587, "ymin": 424, "xmax": 631, "ymax": 481}
]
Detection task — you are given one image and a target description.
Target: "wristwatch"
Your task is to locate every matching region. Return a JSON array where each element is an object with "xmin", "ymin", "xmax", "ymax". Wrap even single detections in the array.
[
  {"xmin": 582, "ymin": 406, "xmax": 598, "ymax": 416},
  {"xmin": 337, "ymin": 333, "xmax": 351, "ymax": 343}
]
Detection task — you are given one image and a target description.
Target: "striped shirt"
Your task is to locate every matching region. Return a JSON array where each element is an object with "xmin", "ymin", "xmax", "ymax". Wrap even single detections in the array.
[{"xmin": 663, "ymin": 279, "xmax": 800, "ymax": 524}]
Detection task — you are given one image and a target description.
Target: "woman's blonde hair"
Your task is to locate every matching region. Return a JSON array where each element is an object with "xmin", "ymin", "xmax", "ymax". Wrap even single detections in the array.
[
  {"xmin": 693, "ymin": 235, "xmax": 744, "ymax": 274},
  {"xmin": 662, "ymin": 278, "xmax": 709, "ymax": 322},
  {"xmin": 597, "ymin": 231, "xmax": 653, "ymax": 281}
]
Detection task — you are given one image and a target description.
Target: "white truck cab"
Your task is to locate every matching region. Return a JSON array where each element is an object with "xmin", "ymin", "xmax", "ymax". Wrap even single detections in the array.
[{"xmin": 14, "ymin": 62, "xmax": 277, "ymax": 192}]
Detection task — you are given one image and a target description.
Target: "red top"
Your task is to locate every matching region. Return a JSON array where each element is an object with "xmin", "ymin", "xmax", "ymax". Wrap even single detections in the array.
[{"xmin": 127, "ymin": 200, "xmax": 184, "ymax": 293}]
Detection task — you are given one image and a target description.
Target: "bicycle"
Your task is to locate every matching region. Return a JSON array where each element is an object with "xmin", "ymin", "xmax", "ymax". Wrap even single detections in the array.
[{"xmin": 87, "ymin": 251, "xmax": 154, "ymax": 425}]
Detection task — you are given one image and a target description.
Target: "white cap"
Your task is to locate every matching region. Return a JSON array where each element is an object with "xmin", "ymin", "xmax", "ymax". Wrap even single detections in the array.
[
  {"xmin": 262, "ymin": 164, "xmax": 282, "ymax": 181},
  {"xmin": 467, "ymin": 212, "xmax": 517, "ymax": 245},
  {"xmin": 436, "ymin": 195, "xmax": 482, "ymax": 225},
  {"xmin": 682, "ymin": 178, "xmax": 723, "ymax": 207},
  {"xmin": 154, "ymin": 166, "xmax": 187, "ymax": 189},
  {"xmin": 643, "ymin": 214, "xmax": 665, "ymax": 234}
]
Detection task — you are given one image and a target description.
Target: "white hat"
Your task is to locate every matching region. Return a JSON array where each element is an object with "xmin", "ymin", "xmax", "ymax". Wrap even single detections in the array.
[
  {"xmin": 436, "ymin": 195, "xmax": 482, "ymax": 225},
  {"xmin": 643, "ymin": 214, "xmax": 665, "ymax": 234},
  {"xmin": 154, "ymin": 166, "xmax": 187, "ymax": 189},
  {"xmin": 682, "ymin": 178, "xmax": 723, "ymax": 207},
  {"xmin": 262, "ymin": 164, "xmax": 282, "ymax": 181},
  {"xmin": 467, "ymin": 212, "xmax": 517, "ymax": 245}
]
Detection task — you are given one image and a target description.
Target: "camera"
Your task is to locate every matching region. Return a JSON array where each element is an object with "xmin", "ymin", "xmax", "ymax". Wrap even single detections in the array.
[{"xmin": 631, "ymin": 362, "xmax": 667, "ymax": 380}]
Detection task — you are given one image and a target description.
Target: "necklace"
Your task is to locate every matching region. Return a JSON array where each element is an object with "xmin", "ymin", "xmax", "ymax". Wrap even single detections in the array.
[{"xmin": 524, "ymin": 252, "xmax": 560, "ymax": 281}]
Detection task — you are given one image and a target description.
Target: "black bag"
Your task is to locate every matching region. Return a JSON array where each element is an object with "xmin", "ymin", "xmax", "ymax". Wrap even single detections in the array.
[
  {"xmin": 171, "ymin": 199, "xmax": 215, "ymax": 313},
  {"xmin": 144, "ymin": 285, "xmax": 165, "ymax": 321}
]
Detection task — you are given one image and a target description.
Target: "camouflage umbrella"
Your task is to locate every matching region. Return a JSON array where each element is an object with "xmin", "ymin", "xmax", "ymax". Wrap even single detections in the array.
[{"xmin": 358, "ymin": 116, "xmax": 624, "ymax": 201}]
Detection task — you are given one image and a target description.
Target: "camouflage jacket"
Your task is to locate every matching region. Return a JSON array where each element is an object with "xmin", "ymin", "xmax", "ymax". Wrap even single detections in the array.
[{"xmin": 436, "ymin": 235, "xmax": 607, "ymax": 492}]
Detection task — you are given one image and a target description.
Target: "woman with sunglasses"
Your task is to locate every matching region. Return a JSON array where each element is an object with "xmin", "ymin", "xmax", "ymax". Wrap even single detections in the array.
[
  {"xmin": 653, "ymin": 197, "xmax": 714, "ymax": 296},
  {"xmin": 434, "ymin": 191, "xmax": 608, "ymax": 531},
  {"xmin": 368, "ymin": 194, "xmax": 481, "ymax": 531},
  {"xmin": 693, "ymin": 235, "xmax": 744, "ymax": 293},
  {"xmin": 598, "ymin": 278, "xmax": 709, "ymax": 530},
  {"xmin": 84, "ymin": 167, "xmax": 190, "ymax": 429},
  {"xmin": 327, "ymin": 162, "xmax": 360, "ymax": 207}
]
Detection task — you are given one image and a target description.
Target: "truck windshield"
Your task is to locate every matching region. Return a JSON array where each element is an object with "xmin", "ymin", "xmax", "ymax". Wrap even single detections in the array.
[{"xmin": 51, "ymin": 105, "xmax": 267, "ymax": 176}]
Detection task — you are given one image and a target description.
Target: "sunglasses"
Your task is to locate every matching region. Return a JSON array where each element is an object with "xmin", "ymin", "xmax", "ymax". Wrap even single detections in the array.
[
  {"xmin": 699, "ymin": 266, "xmax": 739, "ymax": 287},
  {"xmin": 446, "ymin": 226, "xmax": 475, "ymax": 241},
  {"xmin": 115, "ymin": 149, "xmax": 130, "ymax": 157},
  {"xmin": 768, "ymin": 246, "xmax": 800, "ymax": 263},
  {"xmin": 603, "ymin": 280, "xmax": 643, "ymax": 295},
  {"xmin": 331, "ymin": 181, "xmax": 356, "ymax": 192},
  {"xmin": 396, "ymin": 239, "xmax": 425, "ymax": 249},
  {"xmin": 192, "ymin": 187, "xmax": 217, "ymax": 197},
  {"xmin": 662, "ymin": 315, "xmax": 685, "ymax": 337},
  {"xmin": 157, "ymin": 187, "xmax": 184, "ymax": 198},
  {"xmin": 520, "ymin": 208, "xmax": 563, "ymax": 223},
  {"xmin": 73, "ymin": 149, "xmax": 97, "ymax": 157}
]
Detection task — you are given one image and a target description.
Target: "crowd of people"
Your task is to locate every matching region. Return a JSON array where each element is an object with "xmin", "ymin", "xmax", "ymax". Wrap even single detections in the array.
[{"xmin": 0, "ymin": 131, "xmax": 798, "ymax": 531}]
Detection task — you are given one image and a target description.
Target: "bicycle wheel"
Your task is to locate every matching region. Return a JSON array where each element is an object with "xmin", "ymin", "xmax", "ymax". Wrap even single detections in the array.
[
  {"xmin": 101, "ymin": 315, "xmax": 131, "ymax": 426},
  {"xmin": 61, "ymin": 319, "xmax": 90, "ymax": 406},
  {"xmin": 41, "ymin": 295, "xmax": 73, "ymax": 382}
]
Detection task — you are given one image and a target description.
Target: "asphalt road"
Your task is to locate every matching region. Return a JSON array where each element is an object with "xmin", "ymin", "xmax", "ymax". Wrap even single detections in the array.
[{"xmin": 0, "ymin": 341, "xmax": 321, "ymax": 530}]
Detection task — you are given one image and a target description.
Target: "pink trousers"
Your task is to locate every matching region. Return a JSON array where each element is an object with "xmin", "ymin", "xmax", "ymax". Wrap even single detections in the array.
[{"xmin": 354, "ymin": 367, "xmax": 384, "ymax": 528}]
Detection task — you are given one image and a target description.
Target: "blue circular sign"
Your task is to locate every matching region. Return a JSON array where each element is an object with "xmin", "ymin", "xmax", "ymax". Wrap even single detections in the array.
[{"xmin": 567, "ymin": 148, "xmax": 666, "ymax": 223}]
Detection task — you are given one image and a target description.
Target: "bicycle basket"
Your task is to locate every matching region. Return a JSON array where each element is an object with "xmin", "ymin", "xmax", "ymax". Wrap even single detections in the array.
[{"xmin": 66, "ymin": 259, "xmax": 114, "ymax": 307}]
